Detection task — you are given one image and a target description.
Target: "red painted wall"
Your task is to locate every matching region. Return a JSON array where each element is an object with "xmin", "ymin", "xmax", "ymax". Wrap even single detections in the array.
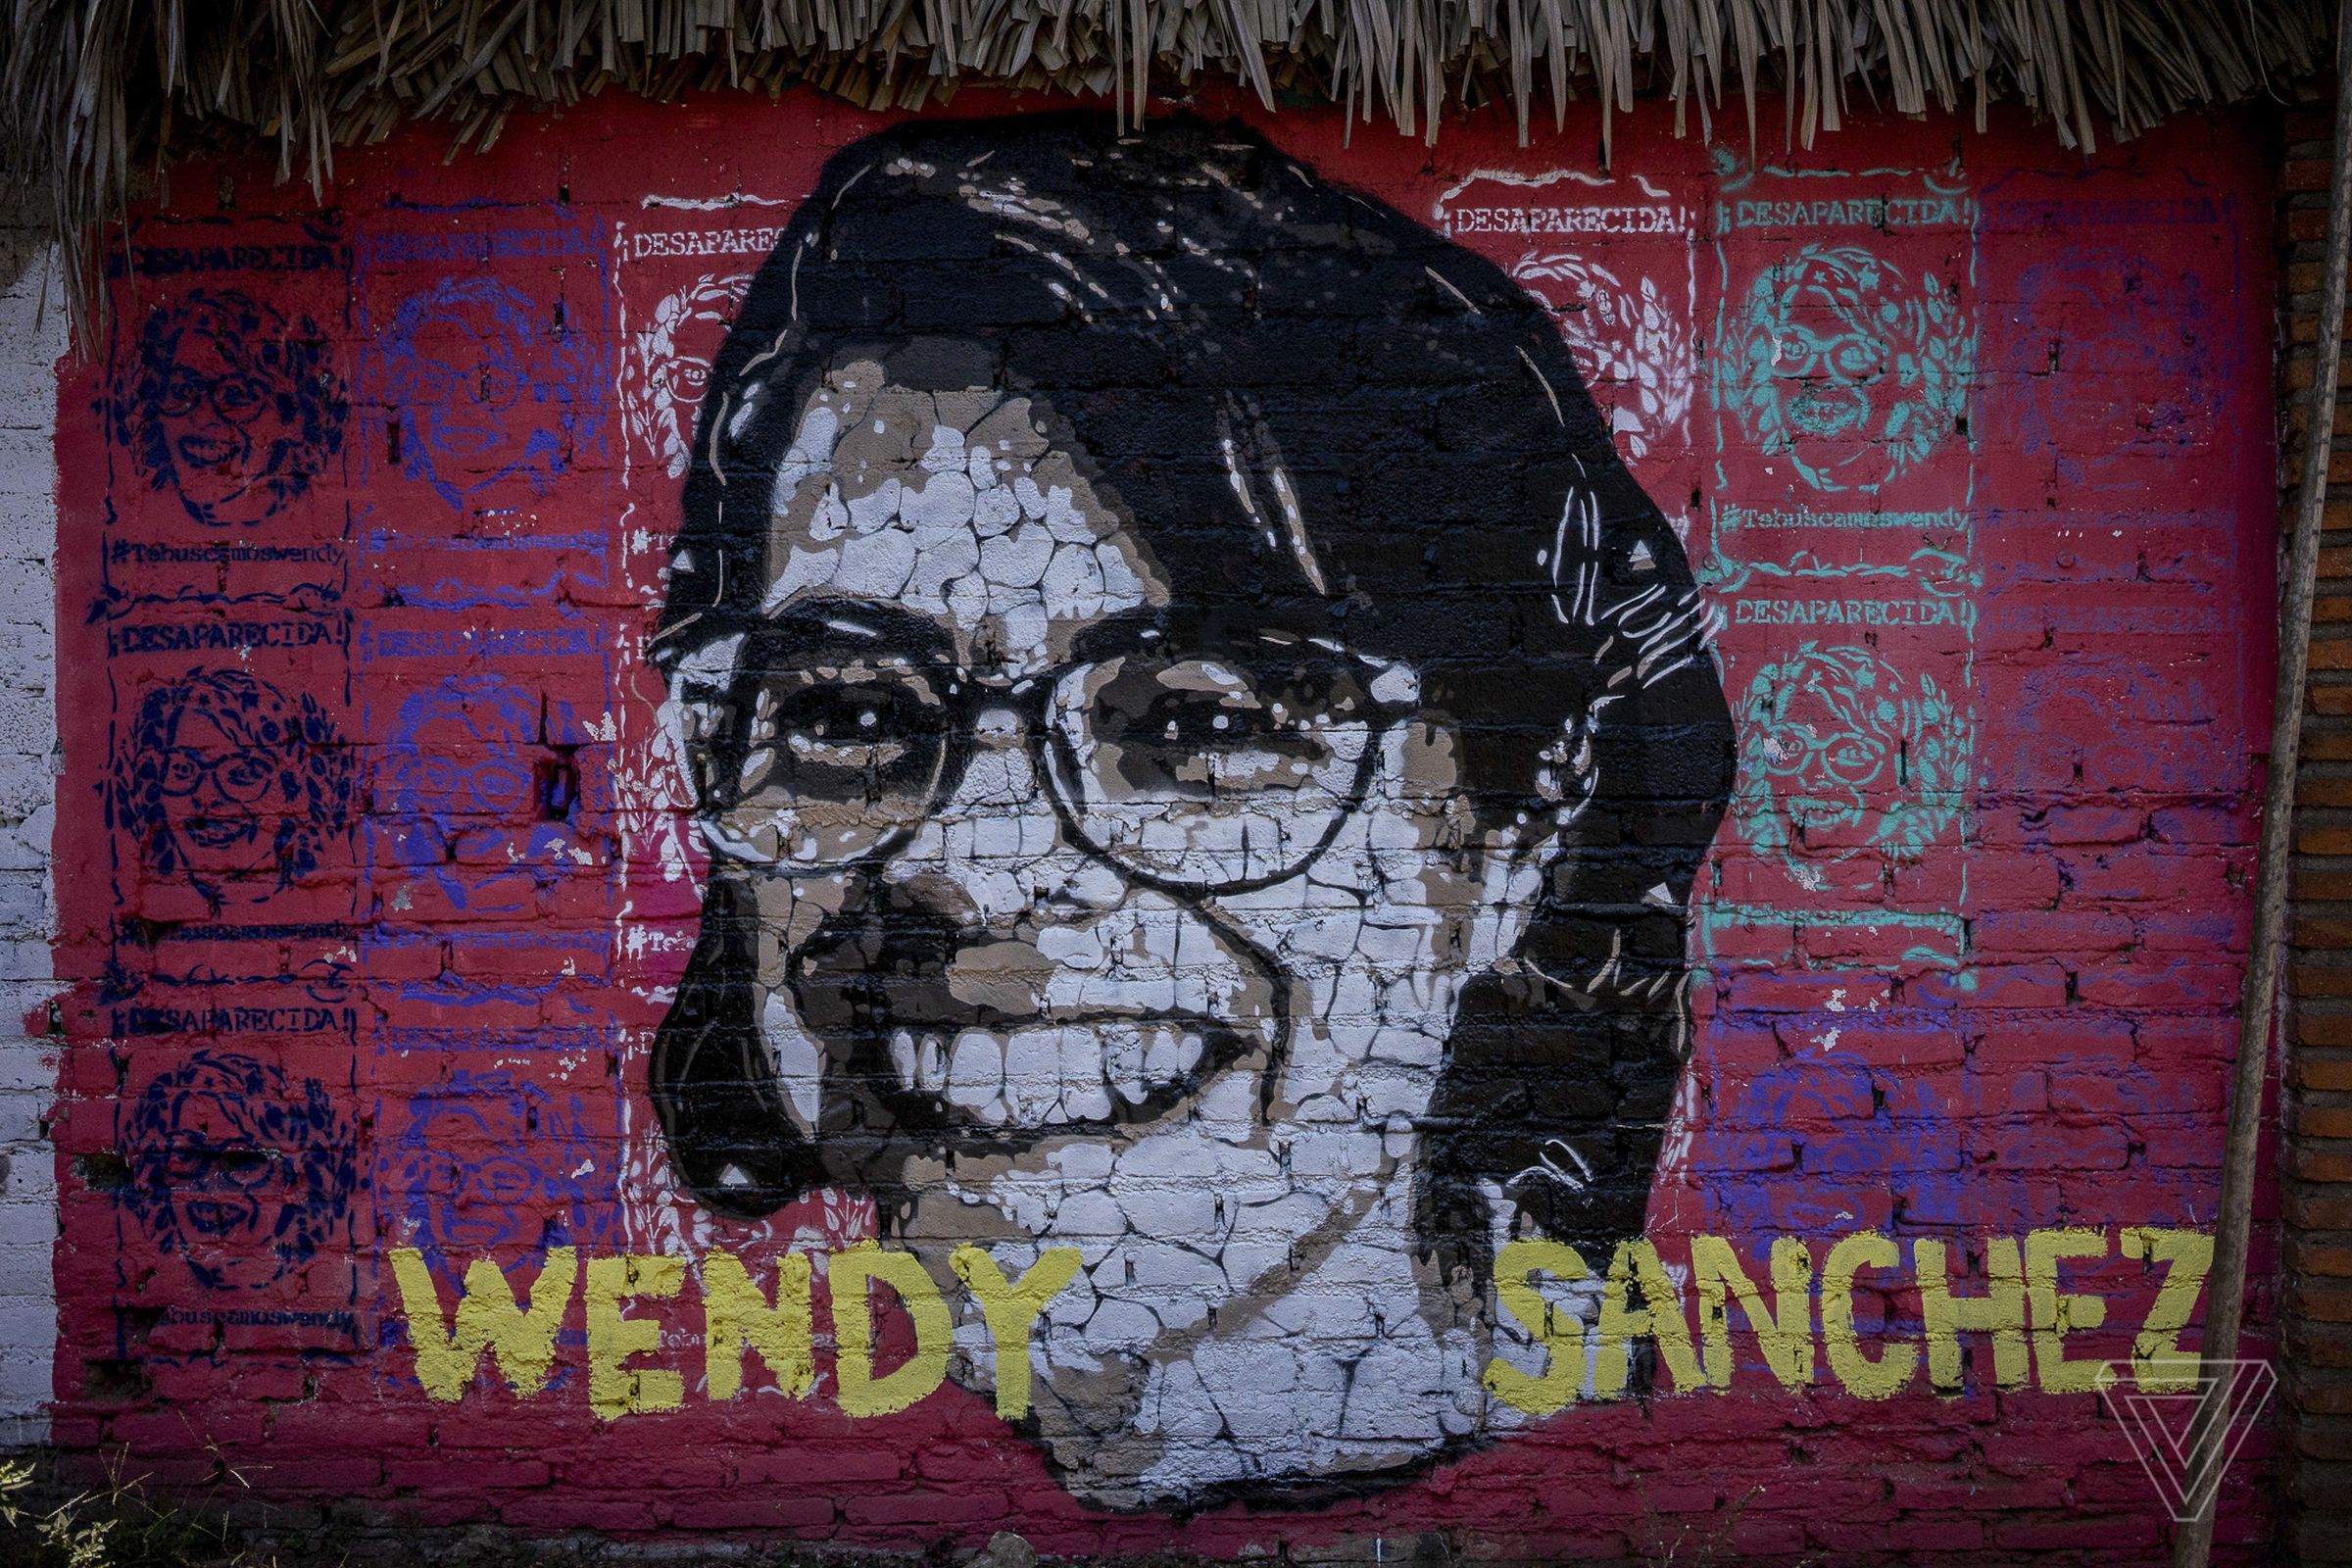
[{"xmin": 46, "ymin": 88, "xmax": 2281, "ymax": 1559}]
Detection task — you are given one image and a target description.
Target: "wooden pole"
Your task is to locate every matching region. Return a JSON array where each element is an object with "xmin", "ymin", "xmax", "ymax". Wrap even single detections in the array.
[{"xmin": 2172, "ymin": 8, "xmax": 2352, "ymax": 1563}]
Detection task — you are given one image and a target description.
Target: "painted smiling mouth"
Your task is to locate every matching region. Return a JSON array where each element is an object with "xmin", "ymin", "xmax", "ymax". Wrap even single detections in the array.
[
  {"xmin": 437, "ymin": 1217, "xmax": 526, "ymax": 1250},
  {"xmin": 428, "ymin": 423, "xmax": 505, "ymax": 458},
  {"xmin": 179, "ymin": 815, "xmax": 261, "ymax": 852},
  {"xmin": 788, "ymin": 900, "xmax": 1280, "ymax": 1168},
  {"xmin": 1788, "ymin": 386, "xmax": 1871, "ymax": 438},
  {"xmin": 650, "ymin": 877, "xmax": 1288, "ymax": 1218},
  {"xmin": 173, "ymin": 434, "xmax": 243, "ymax": 469},
  {"xmin": 179, "ymin": 1200, "xmax": 256, "ymax": 1238},
  {"xmin": 875, "ymin": 1011, "xmax": 1263, "ymax": 1135}
]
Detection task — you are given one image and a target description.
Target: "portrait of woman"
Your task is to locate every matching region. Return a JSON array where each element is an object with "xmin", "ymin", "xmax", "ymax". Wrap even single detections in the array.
[
  {"xmin": 108, "ymin": 288, "xmax": 344, "ymax": 527},
  {"xmin": 114, "ymin": 666, "xmax": 353, "ymax": 915},
  {"xmin": 643, "ymin": 114, "xmax": 1734, "ymax": 1505}
]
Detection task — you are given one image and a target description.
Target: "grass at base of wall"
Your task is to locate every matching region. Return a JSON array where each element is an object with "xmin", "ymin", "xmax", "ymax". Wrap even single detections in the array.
[
  {"xmin": 0, "ymin": 1451, "xmax": 1761, "ymax": 1568},
  {"xmin": 0, "ymin": 1447, "xmax": 280, "ymax": 1568}
]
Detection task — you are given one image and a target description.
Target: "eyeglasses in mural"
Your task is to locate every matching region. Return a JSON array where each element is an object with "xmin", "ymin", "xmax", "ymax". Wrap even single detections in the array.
[
  {"xmin": 379, "ymin": 276, "xmax": 602, "ymax": 511},
  {"xmin": 119, "ymin": 1050, "xmax": 359, "ymax": 1292},
  {"xmin": 110, "ymin": 666, "xmax": 354, "ymax": 915}
]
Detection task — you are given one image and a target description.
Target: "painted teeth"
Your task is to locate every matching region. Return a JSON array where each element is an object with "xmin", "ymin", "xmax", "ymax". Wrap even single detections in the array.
[
  {"xmin": 1142, "ymin": 1025, "xmax": 1203, "ymax": 1087},
  {"xmin": 947, "ymin": 1028, "xmax": 1006, "ymax": 1124},
  {"xmin": 890, "ymin": 1030, "xmax": 952, "ymax": 1093},
  {"xmin": 1103, "ymin": 1023, "xmax": 1149, "ymax": 1104},
  {"xmin": 1004, "ymin": 1027, "xmax": 1060, "ymax": 1122},
  {"xmin": 926, "ymin": 1022, "xmax": 1214, "ymax": 1123},
  {"xmin": 1056, "ymin": 1025, "xmax": 1112, "ymax": 1122}
]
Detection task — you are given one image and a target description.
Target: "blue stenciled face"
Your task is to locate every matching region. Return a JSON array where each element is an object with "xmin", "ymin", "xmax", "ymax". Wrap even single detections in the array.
[
  {"xmin": 119, "ymin": 668, "xmax": 352, "ymax": 912},
  {"xmin": 389, "ymin": 1072, "xmax": 612, "ymax": 1275},
  {"xmin": 112, "ymin": 291, "xmax": 344, "ymax": 527},
  {"xmin": 402, "ymin": 1094, "xmax": 544, "ymax": 1259},
  {"xmin": 383, "ymin": 675, "xmax": 581, "ymax": 914},
  {"xmin": 152, "ymin": 326, "xmax": 288, "ymax": 517},
  {"xmin": 384, "ymin": 279, "xmax": 587, "ymax": 509},
  {"xmin": 2002, "ymin": 252, "xmax": 2226, "ymax": 488},
  {"xmin": 156, "ymin": 708, "xmax": 279, "ymax": 884},
  {"xmin": 122, "ymin": 1054, "xmax": 356, "ymax": 1292}
]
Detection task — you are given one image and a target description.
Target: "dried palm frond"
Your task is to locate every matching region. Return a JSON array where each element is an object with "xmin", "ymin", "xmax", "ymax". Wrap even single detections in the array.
[{"xmin": 0, "ymin": 0, "xmax": 2329, "ymax": 343}]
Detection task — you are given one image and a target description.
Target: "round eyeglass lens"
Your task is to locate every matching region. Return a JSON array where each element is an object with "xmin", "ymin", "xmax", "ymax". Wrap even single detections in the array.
[
  {"xmin": 1049, "ymin": 653, "xmax": 1376, "ymax": 892},
  {"xmin": 689, "ymin": 655, "xmax": 953, "ymax": 864}
]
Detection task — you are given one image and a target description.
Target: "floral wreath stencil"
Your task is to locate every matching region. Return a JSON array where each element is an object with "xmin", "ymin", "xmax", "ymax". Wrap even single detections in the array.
[
  {"xmin": 1510, "ymin": 252, "xmax": 1696, "ymax": 463},
  {"xmin": 624, "ymin": 271, "xmax": 752, "ymax": 481},
  {"xmin": 1719, "ymin": 243, "xmax": 1973, "ymax": 493},
  {"xmin": 641, "ymin": 113, "xmax": 1733, "ymax": 1506}
]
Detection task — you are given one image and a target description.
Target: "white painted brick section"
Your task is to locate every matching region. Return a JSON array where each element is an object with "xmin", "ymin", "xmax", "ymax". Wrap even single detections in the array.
[{"xmin": 0, "ymin": 222, "xmax": 62, "ymax": 1448}]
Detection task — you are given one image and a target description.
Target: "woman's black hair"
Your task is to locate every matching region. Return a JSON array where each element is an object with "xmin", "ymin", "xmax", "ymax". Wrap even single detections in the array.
[{"xmin": 650, "ymin": 112, "xmax": 1734, "ymax": 1287}]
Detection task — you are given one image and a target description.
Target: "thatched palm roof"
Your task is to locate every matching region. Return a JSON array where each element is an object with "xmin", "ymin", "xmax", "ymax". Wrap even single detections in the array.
[{"xmin": 0, "ymin": 0, "xmax": 2329, "ymax": 333}]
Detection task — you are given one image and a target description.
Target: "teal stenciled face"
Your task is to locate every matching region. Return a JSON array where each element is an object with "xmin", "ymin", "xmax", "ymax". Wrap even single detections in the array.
[
  {"xmin": 1754, "ymin": 669, "xmax": 1889, "ymax": 839},
  {"xmin": 1732, "ymin": 644, "xmax": 1970, "ymax": 892},
  {"xmin": 1722, "ymin": 243, "xmax": 1971, "ymax": 494},
  {"xmin": 1769, "ymin": 302, "xmax": 1889, "ymax": 441}
]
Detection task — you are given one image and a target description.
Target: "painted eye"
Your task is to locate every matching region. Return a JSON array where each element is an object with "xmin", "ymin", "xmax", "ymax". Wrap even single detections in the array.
[
  {"xmin": 414, "ymin": 758, "xmax": 463, "ymax": 801},
  {"xmin": 741, "ymin": 666, "xmax": 946, "ymax": 807},
  {"xmin": 1072, "ymin": 656, "xmax": 1368, "ymax": 801},
  {"xmin": 1146, "ymin": 688, "xmax": 1274, "ymax": 749},
  {"xmin": 216, "ymin": 1152, "xmax": 280, "ymax": 1191},
  {"xmin": 159, "ymin": 750, "xmax": 206, "ymax": 794},
  {"xmin": 1832, "ymin": 339, "xmax": 1884, "ymax": 378},
  {"xmin": 214, "ymin": 752, "xmax": 277, "ymax": 803},
  {"xmin": 471, "ymin": 1157, "xmax": 538, "ymax": 1204},
  {"xmin": 466, "ymin": 762, "xmax": 531, "ymax": 814},
  {"xmin": 475, "ymin": 365, "xmax": 524, "ymax": 411},
  {"xmin": 1822, "ymin": 737, "xmax": 1886, "ymax": 781},
  {"xmin": 156, "ymin": 372, "xmax": 207, "ymax": 417},
  {"xmin": 212, "ymin": 379, "xmax": 266, "ymax": 421}
]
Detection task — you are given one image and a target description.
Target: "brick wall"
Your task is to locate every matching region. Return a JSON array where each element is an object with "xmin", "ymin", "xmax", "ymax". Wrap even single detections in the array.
[
  {"xmin": 24, "ymin": 89, "xmax": 2295, "ymax": 1560},
  {"xmin": 0, "ymin": 189, "xmax": 62, "ymax": 1449},
  {"xmin": 2285, "ymin": 78, "xmax": 2352, "ymax": 1567}
]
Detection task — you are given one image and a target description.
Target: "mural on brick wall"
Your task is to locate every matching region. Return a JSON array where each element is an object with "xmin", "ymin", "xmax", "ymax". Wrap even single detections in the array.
[
  {"xmin": 45, "ymin": 95, "xmax": 2279, "ymax": 1554},
  {"xmin": 642, "ymin": 119, "xmax": 1728, "ymax": 1499}
]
